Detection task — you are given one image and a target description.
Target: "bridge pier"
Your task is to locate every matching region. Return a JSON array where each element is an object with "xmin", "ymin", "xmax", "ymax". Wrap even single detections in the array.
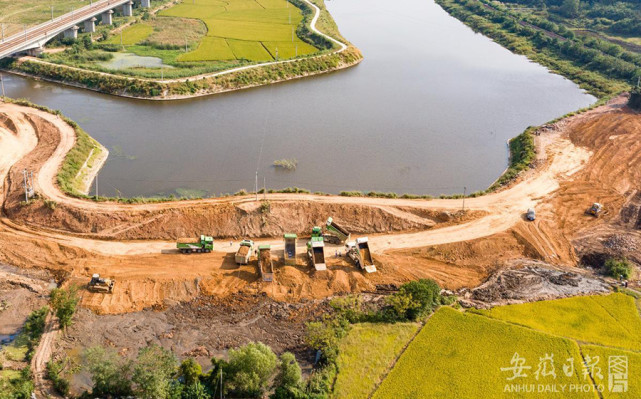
[
  {"xmin": 84, "ymin": 17, "xmax": 97, "ymax": 33},
  {"xmin": 101, "ymin": 10, "xmax": 114, "ymax": 25},
  {"xmin": 141, "ymin": 0, "xmax": 151, "ymax": 8},
  {"xmin": 64, "ymin": 25, "xmax": 80, "ymax": 40},
  {"xmin": 27, "ymin": 47, "xmax": 44, "ymax": 57},
  {"xmin": 123, "ymin": 1, "xmax": 134, "ymax": 16}
]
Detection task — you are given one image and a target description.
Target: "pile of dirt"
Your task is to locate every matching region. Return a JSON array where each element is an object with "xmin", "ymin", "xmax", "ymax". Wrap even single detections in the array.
[{"xmin": 464, "ymin": 264, "xmax": 609, "ymax": 307}]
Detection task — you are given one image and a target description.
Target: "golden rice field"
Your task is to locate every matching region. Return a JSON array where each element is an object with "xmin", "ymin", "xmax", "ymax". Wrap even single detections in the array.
[
  {"xmin": 370, "ymin": 294, "xmax": 641, "ymax": 399},
  {"xmin": 477, "ymin": 293, "xmax": 641, "ymax": 351},
  {"xmin": 332, "ymin": 323, "xmax": 420, "ymax": 399},
  {"xmin": 160, "ymin": 0, "xmax": 319, "ymax": 61}
]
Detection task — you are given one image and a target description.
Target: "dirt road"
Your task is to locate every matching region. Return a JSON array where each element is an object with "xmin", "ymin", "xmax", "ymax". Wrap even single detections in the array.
[{"xmin": 0, "ymin": 96, "xmax": 637, "ymax": 313}]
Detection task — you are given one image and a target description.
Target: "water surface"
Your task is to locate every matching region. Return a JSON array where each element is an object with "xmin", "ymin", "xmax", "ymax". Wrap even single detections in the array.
[{"xmin": 3, "ymin": 0, "xmax": 595, "ymax": 197}]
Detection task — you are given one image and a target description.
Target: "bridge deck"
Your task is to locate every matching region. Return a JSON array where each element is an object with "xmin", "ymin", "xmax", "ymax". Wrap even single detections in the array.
[{"xmin": 0, "ymin": 0, "xmax": 132, "ymax": 59}]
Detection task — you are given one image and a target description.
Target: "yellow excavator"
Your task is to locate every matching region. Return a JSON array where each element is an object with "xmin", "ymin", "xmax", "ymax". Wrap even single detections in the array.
[{"xmin": 87, "ymin": 274, "xmax": 115, "ymax": 293}]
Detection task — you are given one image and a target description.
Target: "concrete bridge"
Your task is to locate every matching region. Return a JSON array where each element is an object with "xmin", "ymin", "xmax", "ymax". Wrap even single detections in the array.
[{"xmin": 0, "ymin": 0, "xmax": 152, "ymax": 59}]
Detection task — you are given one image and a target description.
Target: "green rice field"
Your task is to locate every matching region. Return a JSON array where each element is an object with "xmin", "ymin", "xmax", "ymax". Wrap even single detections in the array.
[{"xmin": 160, "ymin": 0, "xmax": 319, "ymax": 61}]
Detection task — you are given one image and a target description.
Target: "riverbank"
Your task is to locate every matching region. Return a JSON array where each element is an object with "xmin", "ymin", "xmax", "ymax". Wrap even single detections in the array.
[
  {"xmin": 0, "ymin": 0, "xmax": 362, "ymax": 100},
  {"xmin": 435, "ymin": 0, "xmax": 637, "ymax": 99}
]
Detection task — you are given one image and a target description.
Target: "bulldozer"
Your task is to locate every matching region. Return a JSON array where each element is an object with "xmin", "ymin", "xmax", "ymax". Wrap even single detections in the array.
[{"xmin": 87, "ymin": 274, "xmax": 115, "ymax": 293}]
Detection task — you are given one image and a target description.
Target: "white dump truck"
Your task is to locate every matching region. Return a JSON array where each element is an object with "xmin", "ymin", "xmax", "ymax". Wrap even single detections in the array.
[
  {"xmin": 235, "ymin": 239, "xmax": 254, "ymax": 265},
  {"xmin": 346, "ymin": 238, "xmax": 376, "ymax": 273}
]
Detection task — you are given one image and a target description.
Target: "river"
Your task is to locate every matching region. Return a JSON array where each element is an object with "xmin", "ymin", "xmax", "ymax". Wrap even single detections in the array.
[{"xmin": 2, "ymin": 0, "xmax": 595, "ymax": 198}]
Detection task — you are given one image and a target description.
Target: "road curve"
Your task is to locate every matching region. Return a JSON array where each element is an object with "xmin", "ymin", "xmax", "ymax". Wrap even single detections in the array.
[{"xmin": 0, "ymin": 101, "xmax": 592, "ymax": 257}]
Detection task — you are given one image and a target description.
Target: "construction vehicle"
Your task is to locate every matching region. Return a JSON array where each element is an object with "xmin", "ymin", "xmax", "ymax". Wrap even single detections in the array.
[
  {"xmin": 587, "ymin": 203, "xmax": 603, "ymax": 217},
  {"xmin": 526, "ymin": 208, "xmax": 536, "ymax": 221},
  {"xmin": 284, "ymin": 234, "xmax": 297, "ymax": 265},
  {"xmin": 307, "ymin": 236, "xmax": 327, "ymax": 271},
  {"xmin": 324, "ymin": 217, "xmax": 350, "ymax": 244},
  {"xmin": 235, "ymin": 239, "xmax": 254, "ymax": 265},
  {"xmin": 258, "ymin": 245, "xmax": 274, "ymax": 282},
  {"xmin": 346, "ymin": 237, "xmax": 376, "ymax": 273},
  {"xmin": 87, "ymin": 274, "xmax": 115, "ymax": 293},
  {"xmin": 177, "ymin": 235, "xmax": 214, "ymax": 254},
  {"xmin": 311, "ymin": 224, "xmax": 346, "ymax": 245}
]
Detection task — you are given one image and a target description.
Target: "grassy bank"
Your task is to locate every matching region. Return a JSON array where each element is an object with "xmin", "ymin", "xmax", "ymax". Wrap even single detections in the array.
[{"xmin": 436, "ymin": 0, "xmax": 638, "ymax": 99}]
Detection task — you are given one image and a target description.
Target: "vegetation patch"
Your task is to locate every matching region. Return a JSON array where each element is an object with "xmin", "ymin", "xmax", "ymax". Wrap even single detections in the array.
[
  {"xmin": 580, "ymin": 345, "xmax": 641, "ymax": 398},
  {"xmin": 104, "ymin": 24, "xmax": 154, "ymax": 46},
  {"xmin": 333, "ymin": 323, "xmax": 419, "ymax": 399},
  {"xmin": 476, "ymin": 293, "xmax": 641, "ymax": 350}
]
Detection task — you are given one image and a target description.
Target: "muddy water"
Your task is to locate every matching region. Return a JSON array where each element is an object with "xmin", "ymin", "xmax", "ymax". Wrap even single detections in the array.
[{"xmin": 3, "ymin": 0, "xmax": 595, "ymax": 197}]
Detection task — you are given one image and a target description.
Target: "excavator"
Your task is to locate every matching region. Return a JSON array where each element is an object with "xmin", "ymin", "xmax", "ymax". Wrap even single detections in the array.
[{"xmin": 87, "ymin": 274, "xmax": 115, "ymax": 293}]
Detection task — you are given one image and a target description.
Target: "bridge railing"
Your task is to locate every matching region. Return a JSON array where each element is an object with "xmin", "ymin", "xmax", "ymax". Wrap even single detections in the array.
[{"xmin": 1, "ymin": 0, "xmax": 130, "ymax": 45}]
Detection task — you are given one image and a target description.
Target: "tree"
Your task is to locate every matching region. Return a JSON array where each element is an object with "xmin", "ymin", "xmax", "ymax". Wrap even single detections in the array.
[
  {"xmin": 561, "ymin": 0, "xmax": 580, "ymax": 18},
  {"xmin": 83, "ymin": 346, "xmax": 133, "ymax": 397},
  {"xmin": 225, "ymin": 342, "xmax": 278, "ymax": 398},
  {"xmin": 132, "ymin": 344, "xmax": 178, "ymax": 399},
  {"xmin": 304, "ymin": 316, "xmax": 350, "ymax": 363},
  {"xmin": 50, "ymin": 285, "xmax": 79, "ymax": 329},
  {"xmin": 386, "ymin": 279, "xmax": 442, "ymax": 321},
  {"xmin": 179, "ymin": 358, "xmax": 202, "ymax": 386},
  {"xmin": 270, "ymin": 352, "xmax": 305, "ymax": 399},
  {"xmin": 604, "ymin": 257, "xmax": 632, "ymax": 279},
  {"xmin": 182, "ymin": 381, "xmax": 210, "ymax": 399}
]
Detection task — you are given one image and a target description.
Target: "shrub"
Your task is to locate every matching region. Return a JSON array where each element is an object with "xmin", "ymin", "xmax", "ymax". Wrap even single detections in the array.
[
  {"xmin": 50, "ymin": 285, "xmax": 79, "ymax": 329},
  {"xmin": 83, "ymin": 346, "xmax": 134, "ymax": 397},
  {"xmin": 604, "ymin": 257, "xmax": 632, "ymax": 279},
  {"xmin": 225, "ymin": 342, "xmax": 278, "ymax": 398},
  {"xmin": 385, "ymin": 279, "xmax": 442, "ymax": 321}
]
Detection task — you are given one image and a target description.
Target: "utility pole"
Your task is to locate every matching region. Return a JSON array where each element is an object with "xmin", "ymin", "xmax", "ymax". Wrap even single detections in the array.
[
  {"xmin": 24, "ymin": 24, "xmax": 27, "ymax": 43},
  {"xmin": 0, "ymin": 74, "xmax": 5, "ymax": 98},
  {"xmin": 185, "ymin": 36, "xmax": 188, "ymax": 53},
  {"xmin": 95, "ymin": 171, "xmax": 98, "ymax": 198},
  {"xmin": 1, "ymin": 24, "xmax": 4, "ymax": 42},
  {"xmin": 161, "ymin": 66, "xmax": 164, "ymax": 81},
  {"xmin": 292, "ymin": 27, "xmax": 294, "ymax": 42},
  {"xmin": 263, "ymin": 176, "xmax": 266, "ymax": 200},
  {"xmin": 51, "ymin": 5, "xmax": 54, "ymax": 21},
  {"xmin": 219, "ymin": 368, "xmax": 223, "ymax": 399},
  {"xmin": 23, "ymin": 169, "xmax": 28, "ymax": 202},
  {"xmin": 255, "ymin": 171, "xmax": 258, "ymax": 201},
  {"xmin": 462, "ymin": 186, "xmax": 466, "ymax": 212},
  {"xmin": 295, "ymin": 45, "xmax": 297, "ymax": 57}
]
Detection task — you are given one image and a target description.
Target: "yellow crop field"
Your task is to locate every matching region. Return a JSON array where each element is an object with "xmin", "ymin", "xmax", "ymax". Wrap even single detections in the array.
[
  {"xmin": 104, "ymin": 24, "xmax": 154, "ymax": 46},
  {"xmin": 160, "ymin": 0, "xmax": 318, "ymax": 62},
  {"xmin": 373, "ymin": 307, "xmax": 594, "ymax": 399},
  {"xmin": 332, "ymin": 323, "xmax": 420, "ymax": 399},
  {"xmin": 477, "ymin": 293, "xmax": 641, "ymax": 350},
  {"xmin": 580, "ymin": 345, "xmax": 641, "ymax": 398}
]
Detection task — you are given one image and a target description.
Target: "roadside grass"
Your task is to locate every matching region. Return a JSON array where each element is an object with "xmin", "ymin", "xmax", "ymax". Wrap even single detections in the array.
[
  {"xmin": 332, "ymin": 323, "xmax": 420, "ymax": 399},
  {"xmin": 476, "ymin": 293, "xmax": 641, "ymax": 351},
  {"xmin": 0, "ymin": 0, "xmax": 78, "ymax": 35},
  {"xmin": 373, "ymin": 307, "xmax": 591, "ymax": 399},
  {"xmin": 104, "ymin": 24, "xmax": 154, "ymax": 46},
  {"xmin": 580, "ymin": 345, "xmax": 641, "ymax": 398}
]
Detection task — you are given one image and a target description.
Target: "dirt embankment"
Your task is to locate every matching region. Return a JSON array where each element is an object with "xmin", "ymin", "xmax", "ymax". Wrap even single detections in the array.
[{"xmin": 0, "ymin": 97, "xmax": 639, "ymax": 314}]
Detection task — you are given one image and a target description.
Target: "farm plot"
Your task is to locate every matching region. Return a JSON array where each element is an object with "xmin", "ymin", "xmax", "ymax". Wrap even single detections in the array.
[
  {"xmin": 477, "ymin": 293, "xmax": 641, "ymax": 351},
  {"xmin": 160, "ymin": 0, "xmax": 319, "ymax": 62},
  {"xmin": 104, "ymin": 24, "xmax": 154, "ymax": 46},
  {"xmin": 332, "ymin": 323, "xmax": 420, "ymax": 399},
  {"xmin": 580, "ymin": 345, "xmax": 641, "ymax": 398},
  {"xmin": 373, "ymin": 307, "xmax": 594, "ymax": 399}
]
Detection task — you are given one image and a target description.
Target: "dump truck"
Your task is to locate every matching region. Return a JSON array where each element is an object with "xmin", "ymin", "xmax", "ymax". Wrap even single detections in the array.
[
  {"xmin": 307, "ymin": 237, "xmax": 327, "ymax": 271},
  {"xmin": 325, "ymin": 217, "xmax": 350, "ymax": 244},
  {"xmin": 587, "ymin": 202, "xmax": 603, "ymax": 217},
  {"xmin": 352, "ymin": 237, "xmax": 376, "ymax": 273},
  {"xmin": 87, "ymin": 274, "xmax": 115, "ymax": 293},
  {"xmin": 235, "ymin": 239, "xmax": 254, "ymax": 265},
  {"xmin": 284, "ymin": 234, "xmax": 297, "ymax": 265},
  {"xmin": 258, "ymin": 245, "xmax": 274, "ymax": 282},
  {"xmin": 177, "ymin": 235, "xmax": 214, "ymax": 254}
]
